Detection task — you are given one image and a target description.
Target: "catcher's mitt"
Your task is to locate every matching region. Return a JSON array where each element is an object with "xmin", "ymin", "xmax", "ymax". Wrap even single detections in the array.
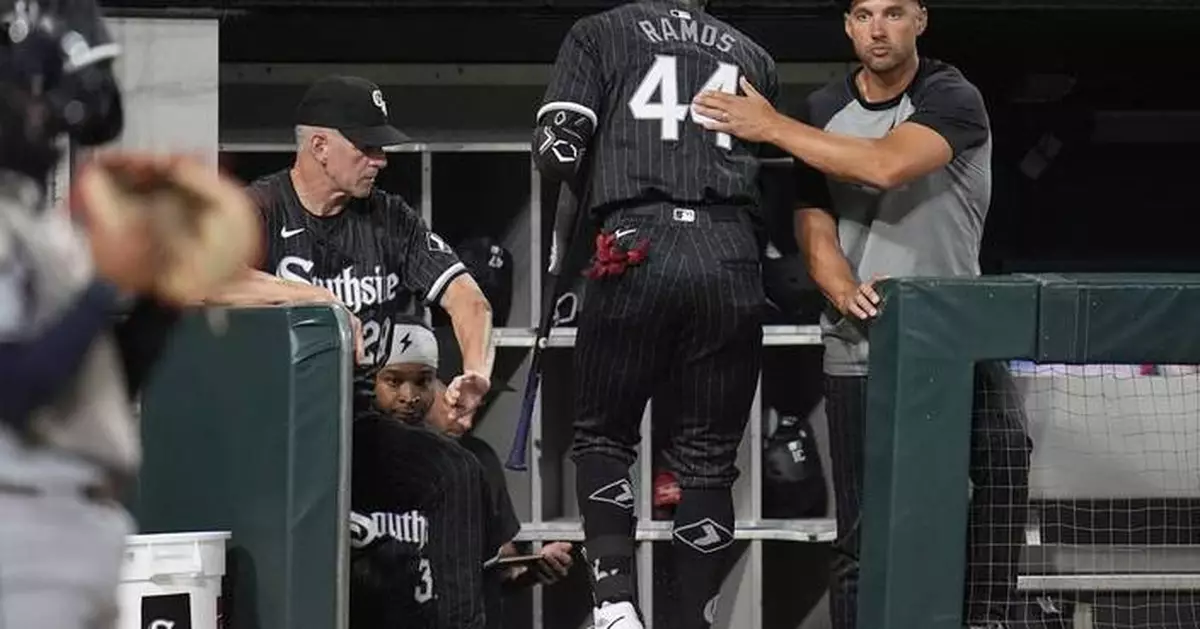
[{"xmin": 71, "ymin": 153, "xmax": 261, "ymax": 304}]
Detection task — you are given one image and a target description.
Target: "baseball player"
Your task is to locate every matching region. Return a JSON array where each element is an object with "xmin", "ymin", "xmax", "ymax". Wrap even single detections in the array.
[
  {"xmin": 533, "ymin": 2, "xmax": 779, "ymax": 628},
  {"xmin": 204, "ymin": 75, "xmax": 494, "ymax": 421},
  {"xmin": 352, "ymin": 319, "xmax": 500, "ymax": 629},
  {"xmin": 0, "ymin": 2, "xmax": 257, "ymax": 628},
  {"xmin": 693, "ymin": 1, "xmax": 1033, "ymax": 627},
  {"xmin": 383, "ymin": 322, "xmax": 575, "ymax": 629}
]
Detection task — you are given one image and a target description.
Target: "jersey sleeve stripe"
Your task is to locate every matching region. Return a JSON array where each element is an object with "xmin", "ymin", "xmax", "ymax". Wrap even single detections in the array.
[
  {"xmin": 536, "ymin": 101, "xmax": 599, "ymax": 127},
  {"xmin": 424, "ymin": 262, "xmax": 468, "ymax": 305}
]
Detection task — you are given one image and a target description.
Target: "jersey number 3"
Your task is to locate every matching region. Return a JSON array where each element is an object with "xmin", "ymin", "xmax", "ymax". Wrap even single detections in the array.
[
  {"xmin": 415, "ymin": 558, "xmax": 434, "ymax": 604},
  {"xmin": 628, "ymin": 55, "xmax": 740, "ymax": 150}
]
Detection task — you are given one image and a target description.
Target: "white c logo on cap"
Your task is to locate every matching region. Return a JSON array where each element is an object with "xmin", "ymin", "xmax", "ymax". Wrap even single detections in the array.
[{"xmin": 371, "ymin": 89, "xmax": 388, "ymax": 117}]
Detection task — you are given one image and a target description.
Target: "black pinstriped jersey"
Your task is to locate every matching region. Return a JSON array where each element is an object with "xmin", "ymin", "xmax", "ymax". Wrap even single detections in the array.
[
  {"xmin": 246, "ymin": 170, "xmax": 467, "ymax": 368},
  {"xmin": 352, "ymin": 410, "xmax": 496, "ymax": 629},
  {"xmin": 350, "ymin": 506, "xmax": 436, "ymax": 629},
  {"xmin": 539, "ymin": 0, "xmax": 780, "ymax": 216}
]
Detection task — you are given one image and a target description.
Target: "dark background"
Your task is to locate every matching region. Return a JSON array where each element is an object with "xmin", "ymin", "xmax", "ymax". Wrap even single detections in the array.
[{"xmin": 122, "ymin": 0, "xmax": 1198, "ymax": 276}]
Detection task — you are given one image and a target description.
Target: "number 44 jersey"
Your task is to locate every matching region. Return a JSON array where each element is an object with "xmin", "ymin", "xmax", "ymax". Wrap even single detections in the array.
[{"xmin": 539, "ymin": 0, "xmax": 780, "ymax": 216}]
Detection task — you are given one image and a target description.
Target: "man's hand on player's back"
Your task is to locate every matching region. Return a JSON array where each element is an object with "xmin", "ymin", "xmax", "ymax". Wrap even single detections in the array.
[{"xmin": 692, "ymin": 77, "xmax": 784, "ymax": 144}]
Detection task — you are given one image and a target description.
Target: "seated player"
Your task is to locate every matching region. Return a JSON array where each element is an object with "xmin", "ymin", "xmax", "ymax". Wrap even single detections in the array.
[
  {"xmin": 390, "ymin": 321, "xmax": 575, "ymax": 628},
  {"xmin": 351, "ymin": 318, "xmax": 498, "ymax": 629},
  {"xmin": 427, "ymin": 379, "xmax": 576, "ymax": 586}
]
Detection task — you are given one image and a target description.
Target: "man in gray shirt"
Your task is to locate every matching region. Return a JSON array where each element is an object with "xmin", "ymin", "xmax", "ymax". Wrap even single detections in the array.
[{"xmin": 693, "ymin": 1, "xmax": 1031, "ymax": 628}]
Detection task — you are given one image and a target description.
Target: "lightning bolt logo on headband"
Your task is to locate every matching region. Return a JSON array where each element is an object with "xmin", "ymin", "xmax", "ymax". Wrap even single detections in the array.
[{"xmin": 385, "ymin": 324, "xmax": 438, "ymax": 369}]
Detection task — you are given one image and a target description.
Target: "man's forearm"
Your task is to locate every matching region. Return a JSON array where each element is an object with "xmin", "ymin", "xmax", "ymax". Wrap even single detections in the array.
[
  {"xmin": 443, "ymin": 277, "xmax": 495, "ymax": 378},
  {"xmin": 452, "ymin": 304, "xmax": 494, "ymax": 379},
  {"xmin": 796, "ymin": 210, "xmax": 858, "ymax": 308},
  {"xmin": 203, "ymin": 268, "xmax": 334, "ymax": 307},
  {"xmin": 766, "ymin": 115, "xmax": 897, "ymax": 190}
]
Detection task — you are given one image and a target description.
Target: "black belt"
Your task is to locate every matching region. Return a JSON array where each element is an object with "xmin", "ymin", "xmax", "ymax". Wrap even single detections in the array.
[{"xmin": 615, "ymin": 203, "xmax": 748, "ymax": 224}]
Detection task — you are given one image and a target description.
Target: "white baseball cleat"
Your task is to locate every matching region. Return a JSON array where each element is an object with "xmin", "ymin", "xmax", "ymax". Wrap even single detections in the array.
[{"xmin": 593, "ymin": 601, "xmax": 644, "ymax": 629}]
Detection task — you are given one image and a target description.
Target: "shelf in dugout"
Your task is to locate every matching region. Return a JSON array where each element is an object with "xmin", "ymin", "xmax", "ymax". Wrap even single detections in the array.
[
  {"xmin": 220, "ymin": 128, "xmax": 805, "ymax": 160},
  {"xmin": 491, "ymin": 325, "xmax": 823, "ymax": 348},
  {"xmin": 220, "ymin": 127, "xmax": 534, "ymax": 154},
  {"xmin": 515, "ymin": 517, "xmax": 837, "ymax": 544}
]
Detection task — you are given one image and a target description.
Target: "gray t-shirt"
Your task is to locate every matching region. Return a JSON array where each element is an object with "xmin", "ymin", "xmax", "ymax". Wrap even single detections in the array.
[{"xmin": 794, "ymin": 58, "xmax": 993, "ymax": 376}]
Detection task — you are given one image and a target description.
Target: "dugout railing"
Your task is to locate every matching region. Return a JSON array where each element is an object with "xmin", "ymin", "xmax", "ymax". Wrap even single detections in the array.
[{"xmin": 862, "ymin": 274, "xmax": 1200, "ymax": 629}]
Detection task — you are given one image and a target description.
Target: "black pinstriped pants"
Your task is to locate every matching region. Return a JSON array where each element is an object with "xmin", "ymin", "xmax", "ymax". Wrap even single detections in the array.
[
  {"xmin": 570, "ymin": 203, "xmax": 765, "ymax": 489},
  {"xmin": 825, "ymin": 363, "xmax": 1032, "ymax": 629}
]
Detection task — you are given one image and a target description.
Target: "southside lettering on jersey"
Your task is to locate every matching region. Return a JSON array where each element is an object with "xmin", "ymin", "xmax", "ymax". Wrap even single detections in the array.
[
  {"xmin": 352, "ymin": 411, "xmax": 494, "ymax": 629},
  {"xmin": 539, "ymin": 1, "xmax": 780, "ymax": 216},
  {"xmin": 350, "ymin": 509, "xmax": 430, "ymax": 550},
  {"xmin": 276, "ymin": 257, "xmax": 401, "ymax": 314},
  {"xmin": 247, "ymin": 170, "xmax": 466, "ymax": 366}
]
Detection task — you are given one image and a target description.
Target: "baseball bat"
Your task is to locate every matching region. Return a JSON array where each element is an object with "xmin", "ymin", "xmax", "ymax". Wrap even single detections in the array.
[{"xmin": 505, "ymin": 177, "xmax": 584, "ymax": 471}]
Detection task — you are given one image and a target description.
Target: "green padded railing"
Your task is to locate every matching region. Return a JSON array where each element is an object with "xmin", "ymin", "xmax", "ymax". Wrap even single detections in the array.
[
  {"xmin": 134, "ymin": 305, "xmax": 356, "ymax": 629},
  {"xmin": 860, "ymin": 273, "xmax": 1200, "ymax": 629}
]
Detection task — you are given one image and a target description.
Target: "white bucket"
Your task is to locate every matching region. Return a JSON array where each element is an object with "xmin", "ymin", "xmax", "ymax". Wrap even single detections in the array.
[{"xmin": 117, "ymin": 531, "xmax": 231, "ymax": 629}]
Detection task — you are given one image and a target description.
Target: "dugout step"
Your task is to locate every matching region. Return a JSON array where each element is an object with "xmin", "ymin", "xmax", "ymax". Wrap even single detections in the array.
[
  {"xmin": 491, "ymin": 324, "xmax": 822, "ymax": 348},
  {"xmin": 514, "ymin": 517, "xmax": 836, "ymax": 543}
]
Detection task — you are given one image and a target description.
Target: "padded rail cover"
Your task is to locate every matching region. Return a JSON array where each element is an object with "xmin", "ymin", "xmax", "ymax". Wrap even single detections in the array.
[{"xmin": 134, "ymin": 305, "xmax": 354, "ymax": 629}]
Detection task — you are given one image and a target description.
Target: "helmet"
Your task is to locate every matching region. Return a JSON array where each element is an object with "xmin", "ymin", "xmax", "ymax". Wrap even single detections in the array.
[
  {"xmin": 762, "ymin": 411, "xmax": 828, "ymax": 518},
  {"xmin": 0, "ymin": 0, "xmax": 124, "ymax": 181}
]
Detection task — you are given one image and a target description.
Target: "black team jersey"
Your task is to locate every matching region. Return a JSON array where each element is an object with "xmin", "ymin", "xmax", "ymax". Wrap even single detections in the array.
[
  {"xmin": 459, "ymin": 435, "xmax": 522, "ymax": 629},
  {"xmin": 539, "ymin": 0, "xmax": 780, "ymax": 217},
  {"xmin": 351, "ymin": 410, "xmax": 496, "ymax": 629},
  {"xmin": 247, "ymin": 170, "xmax": 467, "ymax": 368}
]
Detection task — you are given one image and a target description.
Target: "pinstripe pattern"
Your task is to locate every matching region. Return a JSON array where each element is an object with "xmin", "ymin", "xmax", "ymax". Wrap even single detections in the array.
[
  {"xmin": 823, "ymin": 375, "xmax": 866, "ymax": 629},
  {"xmin": 824, "ymin": 364, "xmax": 1031, "ymax": 629},
  {"xmin": 540, "ymin": 1, "xmax": 779, "ymax": 218},
  {"xmin": 572, "ymin": 204, "xmax": 765, "ymax": 488},
  {"xmin": 247, "ymin": 170, "xmax": 467, "ymax": 368},
  {"xmin": 352, "ymin": 411, "xmax": 494, "ymax": 629},
  {"xmin": 544, "ymin": 6, "xmax": 778, "ymax": 622}
]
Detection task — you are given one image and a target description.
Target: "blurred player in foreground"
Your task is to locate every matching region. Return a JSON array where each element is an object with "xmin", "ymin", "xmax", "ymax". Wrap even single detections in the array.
[
  {"xmin": 0, "ymin": 1, "xmax": 259, "ymax": 628},
  {"xmin": 533, "ymin": 1, "xmax": 779, "ymax": 627},
  {"xmin": 693, "ymin": 1, "xmax": 1032, "ymax": 627},
  {"xmin": 352, "ymin": 319, "xmax": 498, "ymax": 629}
]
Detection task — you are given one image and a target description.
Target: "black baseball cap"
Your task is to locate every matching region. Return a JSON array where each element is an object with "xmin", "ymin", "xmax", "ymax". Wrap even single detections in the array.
[{"xmin": 294, "ymin": 75, "xmax": 410, "ymax": 149}]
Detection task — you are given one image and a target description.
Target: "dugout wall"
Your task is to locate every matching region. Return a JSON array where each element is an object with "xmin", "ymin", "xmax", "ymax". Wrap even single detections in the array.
[
  {"xmin": 135, "ymin": 305, "xmax": 356, "ymax": 629},
  {"xmin": 861, "ymin": 274, "xmax": 1200, "ymax": 629}
]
